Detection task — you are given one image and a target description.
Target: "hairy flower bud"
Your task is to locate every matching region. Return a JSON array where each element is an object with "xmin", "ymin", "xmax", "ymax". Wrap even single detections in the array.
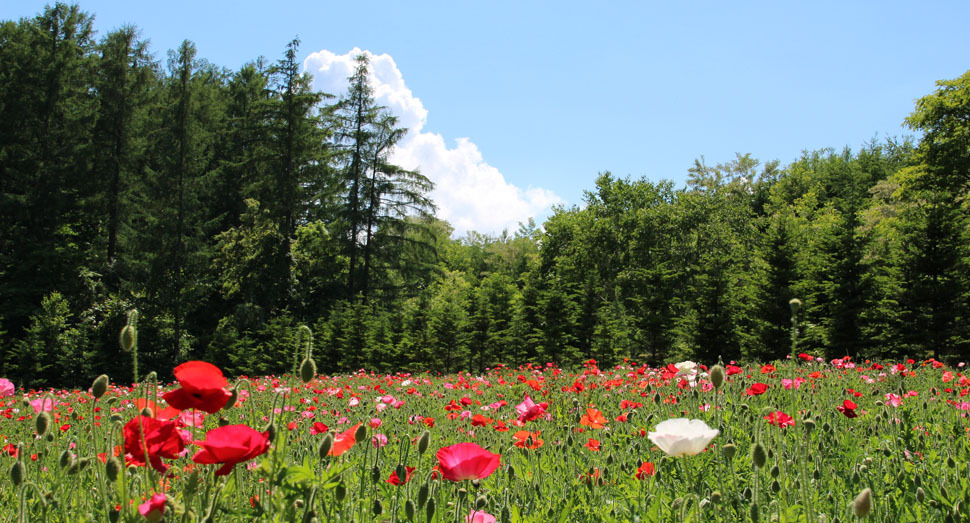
[
  {"xmin": 722, "ymin": 443, "xmax": 737, "ymax": 461},
  {"xmin": 417, "ymin": 430, "xmax": 430, "ymax": 454},
  {"xmin": 354, "ymin": 423, "xmax": 367, "ymax": 443},
  {"xmin": 710, "ymin": 365, "xmax": 725, "ymax": 390},
  {"xmin": 751, "ymin": 442, "xmax": 767, "ymax": 469},
  {"xmin": 10, "ymin": 460, "xmax": 25, "ymax": 486},
  {"xmin": 105, "ymin": 456, "xmax": 122, "ymax": 482},
  {"xmin": 35, "ymin": 411, "xmax": 51, "ymax": 436},
  {"xmin": 335, "ymin": 482, "xmax": 347, "ymax": 502},
  {"xmin": 789, "ymin": 298, "xmax": 802, "ymax": 315},
  {"xmin": 425, "ymin": 497, "xmax": 436, "ymax": 521},
  {"xmin": 92, "ymin": 374, "xmax": 110, "ymax": 400},
  {"xmin": 417, "ymin": 482, "xmax": 429, "ymax": 508},
  {"xmin": 318, "ymin": 433, "xmax": 333, "ymax": 460},
  {"xmin": 852, "ymin": 488, "xmax": 872, "ymax": 517},
  {"xmin": 119, "ymin": 324, "xmax": 137, "ymax": 352},
  {"xmin": 405, "ymin": 499, "xmax": 416, "ymax": 520},
  {"xmin": 300, "ymin": 358, "xmax": 317, "ymax": 384}
]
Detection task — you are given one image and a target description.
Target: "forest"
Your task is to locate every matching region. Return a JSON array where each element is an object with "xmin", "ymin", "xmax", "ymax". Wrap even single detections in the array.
[{"xmin": 2, "ymin": 4, "xmax": 969, "ymax": 387}]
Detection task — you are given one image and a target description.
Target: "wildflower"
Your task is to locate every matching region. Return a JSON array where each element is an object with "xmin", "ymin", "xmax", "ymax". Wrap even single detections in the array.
[
  {"xmin": 310, "ymin": 422, "xmax": 329, "ymax": 435},
  {"xmin": 162, "ymin": 361, "xmax": 232, "ymax": 414},
  {"xmin": 515, "ymin": 395, "xmax": 548, "ymax": 423},
  {"xmin": 0, "ymin": 378, "xmax": 14, "ymax": 398},
  {"xmin": 386, "ymin": 466, "xmax": 415, "ymax": 485},
  {"xmin": 512, "ymin": 430, "xmax": 543, "ymax": 449},
  {"xmin": 124, "ymin": 416, "xmax": 185, "ymax": 473},
  {"xmin": 585, "ymin": 438, "xmax": 601, "ymax": 451},
  {"xmin": 837, "ymin": 400, "xmax": 859, "ymax": 418},
  {"xmin": 329, "ymin": 423, "xmax": 362, "ymax": 457},
  {"xmin": 764, "ymin": 411, "xmax": 795, "ymax": 428},
  {"xmin": 635, "ymin": 461, "xmax": 656, "ymax": 479},
  {"xmin": 745, "ymin": 383, "xmax": 769, "ymax": 396},
  {"xmin": 647, "ymin": 418, "xmax": 719, "ymax": 457},
  {"xmin": 580, "ymin": 408, "xmax": 608, "ymax": 429},
  {"xmin": 674, "ymin": 361, "xmax": 698, "ymax": 376},
  {"xmin": 138, "ymin": 493, "xmax": 166, "ymax": 523},
  {"xmin": 436, "ymin": 442, "xmax": 501, "ymax": 481},
  {"xmin": 191, "ymin": 424, "xmax": 270, "ymax": 476},
  {"xmin": 371, "ymin": 434, "xmax": 388, "ymax": 448},
  {"xmin": 467, "ymin": 510, "xmax": 497, "ymax": 523}
]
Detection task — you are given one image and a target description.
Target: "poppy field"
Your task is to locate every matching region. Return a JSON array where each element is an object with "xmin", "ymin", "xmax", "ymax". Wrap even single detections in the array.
[{"xmin": 2, "ymin": 355, "xmax": 969, "ymax": 522}]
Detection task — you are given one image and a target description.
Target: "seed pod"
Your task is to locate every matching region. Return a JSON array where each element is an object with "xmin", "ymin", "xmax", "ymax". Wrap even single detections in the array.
[
  {"xmin": 35, "ymin": 411, "xmax": 51, "ymax": 436},
  {"xmin": 92, "ymin": 375, "xmax": 110, "ymax": 400},
  {"xmin": 722, "ymin": 443, "xmax": 737, "ymax": 461},
  {"xmin": 417, "ymin": 430, "xmax": 430, "ymax": 454},
  {"xmin": 318, "ymin": 433, "xmax": 333, "ymax": 459},
  {"xmin": 405, "ymin": 499, "xmax": 416, "ymax": 520},
  {"xmin": 852, "ymin": 488, "xmax": 872, "ymax": 518},
  {"xmin": 335, "ymin": 482, "xmax": 347, "ymax": 502},
  {"xmin": 475, "ymin": 495, "xmax": 487, "ymax": 509},
  {"xmin": 10, "ymin": 460, "xmax": 25, "ymax": 486},
  {"xmin": 751, "ymin": 442, "xmax": 767, "ymax": 469},
  {"xmin": 105, "ymin": 457, "xmax": 122, "ymax": 482},
  {"xmin": 300, "ymin": 358, "xmax": 317, "ymax": 384},
  {"xmin": 710, "ymin": 365, "xmax": 725, "ymax": 390}
]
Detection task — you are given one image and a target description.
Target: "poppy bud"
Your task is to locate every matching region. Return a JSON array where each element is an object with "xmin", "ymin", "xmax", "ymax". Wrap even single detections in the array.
[
  {"xmin": 140, "ymin": 407, "xmax": 153, "ymax": 417},
  {"xmin": 300, "ymin": 358, "xmax": 317, "ymax": 384},
  {"xmin": 722, "ymin": 443, "xmax": 737, "ymax": 461},
  {"xmin": 457, "ymin": 488, "xmax": 468, "ymax": 501},
  {"xmin": 335, "ymin": 482, "xmax": 347, "ymax": 502},
  {"xmin": 372, "ymin": 499, "xmax": 383, "ymax": 516},
  {"xmin": 218, "ymin": 417, "xmax": 230, "ymax": 427},
  {"xmin": 947, "ymin": 456, "xmax": 956, "ymax": 468},
  {"xmin": 59, "ymin": 450, "xmax": 73, "ymax": 469},
  {"xmin": 750, "ymin": 502, "xmax": 760, "ymax": 522},
  {"xmin": 264, "ymin": 422, "xmax": 277, "ymax": 442},
  {"xmin": 475, "ymin": 495, "xmax": 487, "ymax": 509},
  {"xmin": 355, "ymin": 423, "xmax": 367, "ymax": 443},
  {"xmin": 92, "ymin": 374, "xmax": 109, "ymax": 400},
  {"xmin": 425, "ymin": 497, "xmax": 436, "ymax": 521},
  {"xmin": 119, "ymin": 324, "xmax": 137, "ymax": 352},
  {"xmin": 417, "ymin": 482, "xmax": 429, "ymax": 508},
  {"xmin": 10, "ymin": 460, "xmax": 25, "ymax": 486},
  {"xmin": 105, "ymin": 456, "xmax": 122, "ymax": 482},
  {"xmin": 770, "ymin": 464, "xmax": 780, "ymax": 478},
  {"xmin": 852, "ymin": 488, "xmax": 872, "ymax": 517},
  {"xmin": 507, "ymin": 464, "xmax": 515, "ymax": 479},
  {"xmin": 318, "ymin": 433, "xmax": 333, "ymax": 459},
  {"xmin": 502, "ymin": 506, "xmax": 511, "ymax": 522},
  {"xmin": 395, "ymin": 463, "xmax": 407, "ymax": 481},
  {"xmin": 742, "ymin": 487, "xmax": 752, "ymax": 500},
  {"xmin": 803, "ymin": 419, "xmax": 816, "ymax": 432},
  {"xmin": 108, "ymin": 508, "xmax": 120, "ymax": 523},
  {"xmin": 226, "ymin": 389, "xmax": 238, "ymax": 409},
  {"xmin": 35, "ymin": 411, "xmax": 51, "ymax": 436},
  {"xmin": 771, "ymin": 480, "xmax": 781, "ymax": 493},
  {"xmin": 370, "ymin": 465, "xmax": 380, "ymax": 484},
  {"xmin": 813, "ymin": 466, "xmax": 821, "ymax": 480},
  {"xmin": 916, "ymin": 487, "xmax": 926, "ymax": 503},
  {"xmin": 751, "ymin": 442, "xmax": 767, "ymax": 469},
  {"xmin": 711, "ymin": 491, "xmax": 722, "ymax": 503},
  {"xmin": 405, "ymin": 499, "xmax": 416, "ymax": 520},
  {"xmin": 417, "ymin": 430, "xmax": 430, "ymax": 454},
  {"xmin": 710, "ymin": 365, "xmax": 725, "ymax": 389},
  {"xmin": 789, "ymin": 298, "xmax": 802, "ymax": 315}
]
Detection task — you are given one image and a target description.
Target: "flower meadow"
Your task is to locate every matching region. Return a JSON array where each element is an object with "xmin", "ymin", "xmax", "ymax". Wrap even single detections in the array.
[{"xmin": 2, "ymin": 355, "xmax": 970, "ymax": 522}]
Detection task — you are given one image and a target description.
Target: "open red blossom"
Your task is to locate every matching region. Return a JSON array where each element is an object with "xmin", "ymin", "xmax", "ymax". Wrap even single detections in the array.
[
  {"xmin": 192, "ymin": 424, "xmax": 270, "ymax": 476},
  {"xmin": 123, "ymin": 415, "xmax": 185, "ymax": 473},
  {"xmin": 745, "ymin": 383, "xmax": 769, "ymax": 396},
  {"xmin": 328, "ymin": 423, "xmax": 361, "ymax": 457},
  {"xmin": 162, "ymin": 361, "xmax": 232, "ymax": 414},
  {"xmin": 515, "ymin": 395, "xmax": 548, "ymax": 423},
  {"xmin": 580, "ymin": 408, "xmax": 608, "ymax": 429},
  {"xmin": 512, "ymin": 430, "xmax": 543, "ymax": 449},
  {"xmin": 386, "ymin": 466, "xmax": 416, "ymax": 485},
  {"xmin": 310, "ymin": 422, "xmax": 329, "ymax": 435},
  {"xmin": 764, "ymin": 411, "xmax": 795, "ymax": 428},
  {"xmin": 798, "ymin": 353, "xmax": 814, "ymax": 362},
  {"xmin": 837, "ymin": 400, "xmax": 859, "ymax": 418},
  {"xmin": 725, "ymin": 365, "xmax": 743, "ymax": 376},
  {"xmin": 585, "ymin": 438, "xmax": 601, "ymax": 451},
  {"xmin": 760, "ymin": 364, "xmax": 776, "ymax": 374},
  {"xmin": 635, "ymin": 461, "xmax": 655, "ymax": 479},
  {"xmin": 436, "ymin": 442, "xmax": 501, "ymax": 481}
]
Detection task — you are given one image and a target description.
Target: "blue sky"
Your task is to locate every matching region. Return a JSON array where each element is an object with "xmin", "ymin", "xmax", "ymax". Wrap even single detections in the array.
[{"xmin": 4, "ymin": 1, "xmax": 969, "ymax": 234}]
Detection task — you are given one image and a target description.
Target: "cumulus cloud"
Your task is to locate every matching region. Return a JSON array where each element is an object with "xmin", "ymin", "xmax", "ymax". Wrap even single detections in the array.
[{"xmin": 303, "ymin": 47, "xmax": 562, "ymax": 236}]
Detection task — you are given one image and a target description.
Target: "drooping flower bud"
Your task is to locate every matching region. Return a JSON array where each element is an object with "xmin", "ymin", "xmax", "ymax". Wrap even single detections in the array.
[
  {"xmin": 417, "ymin": 482, "xmax": 429, "ymax": 508},
  {"xmin": 10, "ymin": 459, "xmax": 25, "ymax": 486},
  {"xmin": 852, "ymin": 488, "xmax": 872, "ymax": 517},
  {"xmin": 405, "ymin": 499, "xmax": 416, "ymax": 520},
  {"xmin": 722, "ymin": 443, "xmax": 737, "ymax": 461},
  {"xmin": 417, "ymin": 430, "xmax": 430, "ymax": 454},
  {"xmin": 105, "ymin": 456, "xmax": 122, "ymax": 481},
  {"xmin": 425, "ymin": 497, "xmax": 436, "ymax": 521},
  {"xmin": 300, "ymin": 357, "xmax": 317, "ymax": 384},
  {"xmin": 354, "ymin": 423, "xmax": 367, "ymax": 443},
  {"xmin": 751, "ymin": 442, "xmax": 767, "ymax": 469},
  {"xmin": 92, "ymin": 374, "xmax": 109, "ymax": 400},
  {"xmin": 710, "ymin": 365, "xmax": 725, "ymax": 390},
  {"xmin": 35, "ymin": 411, "xmax": 51, "ymax": 436},
  {"xmin": 475, "ymin": 495, "xmax": 487, "ymax": 510},
  {"xmin": 335, "ymin": 482, "xmax": 347, "ymax": 502},
  {"xmin": 789, "ymin": 298, "xmax": 802, "ymax": 315},
  {"xmin": 318, "ymin": 433, "xmax": 333, "ymax": 459}
]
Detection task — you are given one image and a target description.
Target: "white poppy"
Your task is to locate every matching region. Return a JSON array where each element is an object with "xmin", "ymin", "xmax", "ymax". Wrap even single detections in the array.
[{"xmin": 647, "ymin": 418, "xmax": 719, "ymax": 457}]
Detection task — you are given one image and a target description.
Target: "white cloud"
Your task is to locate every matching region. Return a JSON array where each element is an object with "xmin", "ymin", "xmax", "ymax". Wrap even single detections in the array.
[{"xmin": 303, "ymin": 47, "xmax": 562, "ymax": 236}]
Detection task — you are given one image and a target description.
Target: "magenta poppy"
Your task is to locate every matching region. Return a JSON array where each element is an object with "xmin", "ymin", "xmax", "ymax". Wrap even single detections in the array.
[{"xmin": 436, "ymin": 442, "xmax": 501, "ymax": 481}]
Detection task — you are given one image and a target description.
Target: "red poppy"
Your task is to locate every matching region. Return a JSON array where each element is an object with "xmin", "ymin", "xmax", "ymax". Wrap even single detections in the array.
[
  {"xmin": 310, "ymin": 422, "xmax": 329, "ymax": 435},
  {"xmin": 436, "ymin": 442, "xmax": 501, "ymax": 481},
  {"xmin": 512, "ymin": 430, "xmax": 543, "ymax": 449},
  {"xmin": 798, "ymin": 353, "xmax": 814, "ymax": 362},
  {"xmin": 760, "ymin": 364, "xmax": 776, "ymax": 374},
  {"xmin": 515, "ymin": 395, "xmax": 549, "ymax": 423},
  {"xmin": 837, "ymin": 400, "xmax": 859, "ymax": 418},
  {"xmin": 192, "ymin": 424, "xmax": 270, "ymax": 476},
  {"xmin": 329, "ymin": 423, "xmax": 361, "ymax": 457},
  {"xmin": 580, "ymin": 408, "xmax": 608, "ymax": 429},
  {"xmin": 386, "ymin": 466, "xmax": 416, "ymax": 485},
  {"xmin": 585, "ymin": 438, "xmax": 601, "ymax": 452},
  {"xmin": 162, "ymin": 361, "xmax": 232, "ymax": 414},
  {"xmin": 471, "ymin": 414, "xmax": 493, "ymax": 427},
  {"xmin": 725, "ymin": 365, "xmax": 743, "ymax": 376},
  {"xmin": 764, "ymin": 411, "xmax": 795, "ymax": 428},
  {"xmin": 131, "ymin": 398, "xmax": 181, "ymax": 421},
  {"xmin": 745, "ymin": 383, "xmax": 769, "ymax": 396},
  {"xmin": 635, "ymin": 461, "xmax": 655, "ymax": 479},
  {"xmin": 123, "ymin": 415, "xmax": 185, "ymax": 473}
]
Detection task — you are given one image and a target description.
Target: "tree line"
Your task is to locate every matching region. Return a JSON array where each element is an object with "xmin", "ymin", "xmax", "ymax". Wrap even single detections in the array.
[{"xmin": 1, "ymin": 4, "xmax": 968, "ymax": 387}]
